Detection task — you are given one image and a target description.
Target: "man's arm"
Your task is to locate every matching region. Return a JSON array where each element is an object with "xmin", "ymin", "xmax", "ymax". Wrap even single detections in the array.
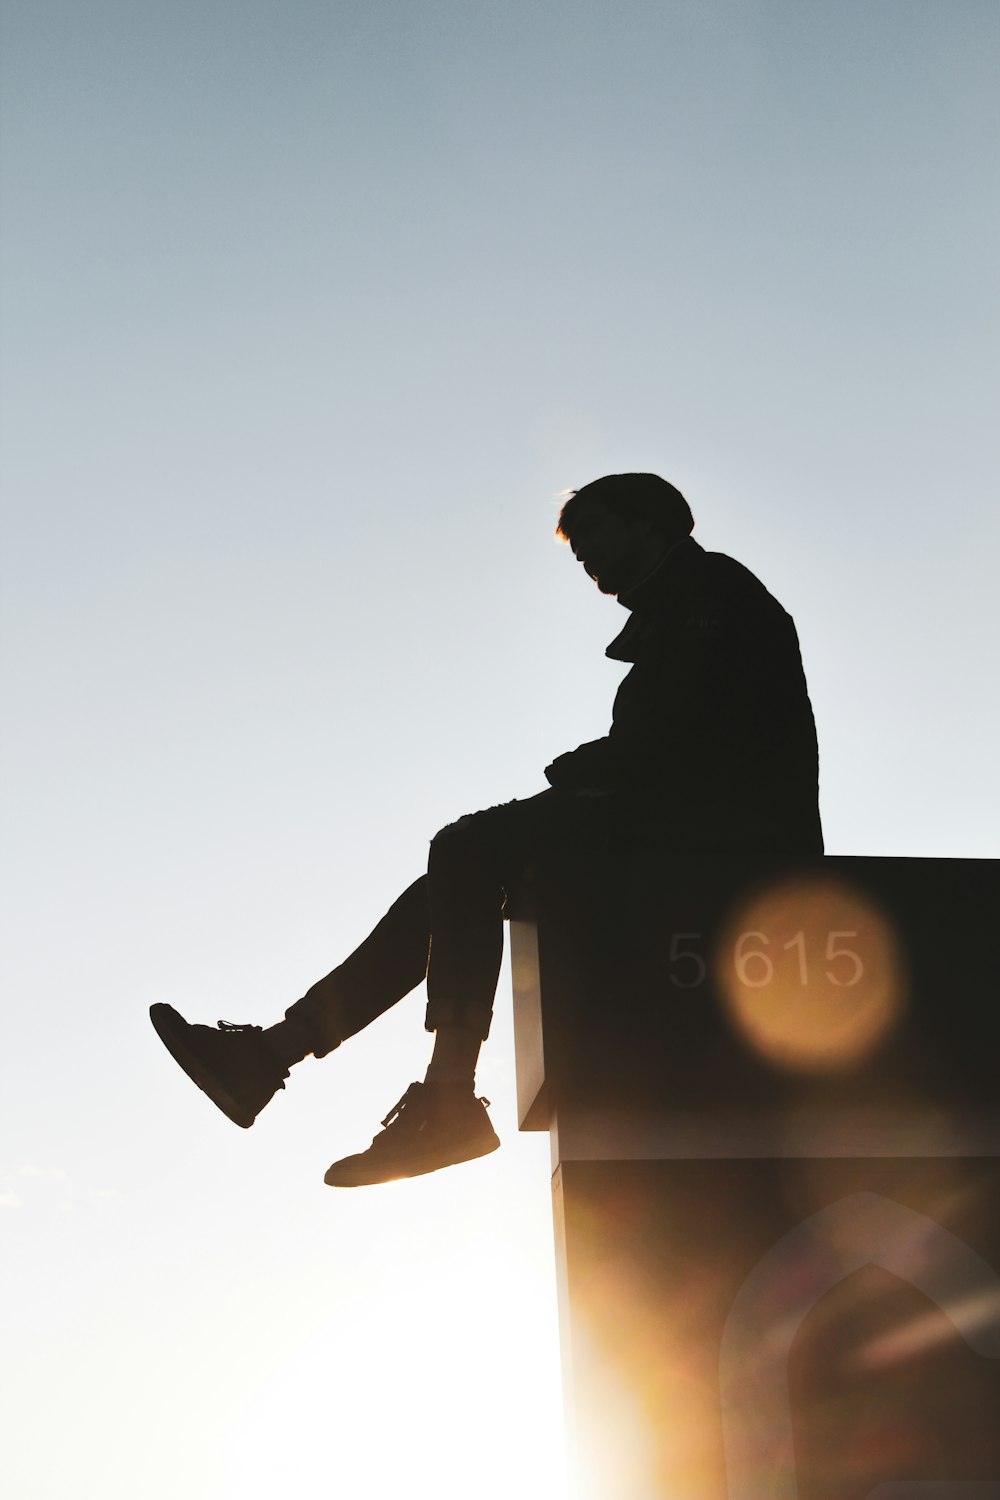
[{"xmin": 545, "ymin": 613, "xmax": 735, "ymax": 793}]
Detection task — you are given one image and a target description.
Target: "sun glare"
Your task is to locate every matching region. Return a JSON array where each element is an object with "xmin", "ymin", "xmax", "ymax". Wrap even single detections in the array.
[{"xmin": 221, "ymin": 1167, "xmax": 569, "ymax": 1500}]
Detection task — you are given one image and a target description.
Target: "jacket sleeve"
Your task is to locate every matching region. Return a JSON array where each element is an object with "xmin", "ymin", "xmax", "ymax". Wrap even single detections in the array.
[
  {"xmin": 613, "ymin": 616, "xmax": 736, "ymax": 779},
  {"xmin": 546, "ymin": 611, "xmax": 737, "ymax": 791}
]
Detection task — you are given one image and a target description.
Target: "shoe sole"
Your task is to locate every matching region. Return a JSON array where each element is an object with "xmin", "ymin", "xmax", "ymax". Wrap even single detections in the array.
[
  {"xmin": 324, "ymin": 1132, "xmax": 500, "ymax": 1187},
  {"xmin": 149, "ymin": 1003, "xmax": 256, "ymax": 1128}
]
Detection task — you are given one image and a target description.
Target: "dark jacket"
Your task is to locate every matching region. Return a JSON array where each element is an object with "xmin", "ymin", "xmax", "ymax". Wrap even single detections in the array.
[{"xmin": 545, "ymin": 538, "xmax": 823, "ymax": 854}]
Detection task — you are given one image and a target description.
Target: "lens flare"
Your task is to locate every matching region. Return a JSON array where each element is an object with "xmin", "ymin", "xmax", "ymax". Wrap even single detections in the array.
[{"xmin": 713, "ymin": 875, "xmax": 907, "ymax": 1073}]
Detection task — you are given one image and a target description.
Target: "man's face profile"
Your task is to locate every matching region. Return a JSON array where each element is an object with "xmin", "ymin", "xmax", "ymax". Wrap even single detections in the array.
[{"xmin": 568, "ymin": 499, "xmax": 668, "ymax": 597}]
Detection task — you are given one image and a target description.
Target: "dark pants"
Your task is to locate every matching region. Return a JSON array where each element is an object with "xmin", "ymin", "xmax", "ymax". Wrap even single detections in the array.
[{"xmin": 284, "ymin": 788, "xmax": 670, "ymax": 1056}]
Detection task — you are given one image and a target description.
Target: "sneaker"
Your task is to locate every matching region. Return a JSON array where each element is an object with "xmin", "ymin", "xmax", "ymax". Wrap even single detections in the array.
[
  {"xmin": 149, "ymin": 1003, "xmax": 288, "ymax": 1128},
  {"xmin": 324, "ymin": 1080, "xmax": 500, "ymax": 1187}
]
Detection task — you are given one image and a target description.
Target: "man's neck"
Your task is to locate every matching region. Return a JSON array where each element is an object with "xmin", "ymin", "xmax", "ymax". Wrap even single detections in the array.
[{"xmin": 617, "ymin": 536, "xmax": 687, "ymax": 607}]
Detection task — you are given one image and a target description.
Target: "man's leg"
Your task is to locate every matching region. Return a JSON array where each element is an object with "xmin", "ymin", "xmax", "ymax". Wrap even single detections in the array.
[
  {"xmin": 278, "ymin": 876, "xmax": 432, "ymax": 1059},
  {"xmin": 423, "ymin": 810, "xmax": 507, "ymax": 1046},
  {"xmin": 323, "ymin": 794, "xmax": 572, "ymax": 1186},
  {"xmin": 151, "ymin": 790, "xmax": 586, "ymax": 1177},
  {"xmin": 294, "ymin": 798, "xmax": 523, "ymax": 1086},
  {"xmin": 150, "ymin": 875, "xmax": 433, "ymax": 1128}
]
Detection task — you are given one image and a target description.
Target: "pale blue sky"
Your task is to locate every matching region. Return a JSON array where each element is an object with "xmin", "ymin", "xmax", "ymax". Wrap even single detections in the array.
[{"xmin": 1, "ymin": 3, "xmax": 998, "ymax": 1496}]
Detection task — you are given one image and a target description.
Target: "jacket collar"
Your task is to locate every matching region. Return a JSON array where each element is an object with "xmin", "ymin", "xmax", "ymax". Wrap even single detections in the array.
[{"xmin": 606, "ymin": 536, "xmax": 704, "ymax": 661}]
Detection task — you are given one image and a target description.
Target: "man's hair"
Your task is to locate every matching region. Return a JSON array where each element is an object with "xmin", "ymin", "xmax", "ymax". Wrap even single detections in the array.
[{"xmin": 556, "ymin": 473, "xmax": 694, "ymax": 545}]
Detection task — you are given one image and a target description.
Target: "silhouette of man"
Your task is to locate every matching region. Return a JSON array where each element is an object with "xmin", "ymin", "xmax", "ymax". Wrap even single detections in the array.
[{"xmin": 151, "ymin": 473, "xmax": 822, "ymax": 1185}]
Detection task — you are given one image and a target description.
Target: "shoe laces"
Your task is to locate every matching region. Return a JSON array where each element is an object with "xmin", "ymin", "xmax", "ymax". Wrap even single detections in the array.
[
  {"xmin": 379, "ymin": 1083, "xmax": 492, "ymax": 1132},
  {"xmin": 217, "ymin": 1020, "xmax": 262, "ymax": 1033},
  {"xmin": 380, "ymin": 1083, "xmax": 423, "ymax": 1130}
]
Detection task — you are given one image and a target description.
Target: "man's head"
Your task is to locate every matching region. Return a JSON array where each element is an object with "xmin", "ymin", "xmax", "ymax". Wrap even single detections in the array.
[{"xmin": 556, "ymin": 473, "xmax": 694, "ymax": 596}]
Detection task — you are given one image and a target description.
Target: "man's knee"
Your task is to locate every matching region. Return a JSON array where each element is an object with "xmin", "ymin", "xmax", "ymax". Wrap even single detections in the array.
[
  {"xmin": 430, "ymin": 806, "xmax": 494, "ymax": 855},
  {"xmin": 429, "ymin": 804, "xmax": 516, "ymax": 888},
  {"xmin": 429, "ymin": 823, "xmax": 479, "ymax": 887}
]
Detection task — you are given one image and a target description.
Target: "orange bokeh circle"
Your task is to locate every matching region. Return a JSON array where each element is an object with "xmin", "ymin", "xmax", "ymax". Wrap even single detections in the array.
[{"xmin": 713, "ymin": 875, "xmax": 907, "ymax": 1074}]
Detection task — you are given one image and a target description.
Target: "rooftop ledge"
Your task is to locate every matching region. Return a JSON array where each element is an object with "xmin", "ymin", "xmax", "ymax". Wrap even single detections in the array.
[{"xmin": 506, "ymin": 853, "xmax": 1000, "ymax": 1163}]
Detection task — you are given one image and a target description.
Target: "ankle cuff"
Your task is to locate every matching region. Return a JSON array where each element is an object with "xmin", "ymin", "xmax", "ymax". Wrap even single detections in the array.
[{"xmin": 271, "ymin": 1011, "xmax": 335, "ymax": 1062}]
